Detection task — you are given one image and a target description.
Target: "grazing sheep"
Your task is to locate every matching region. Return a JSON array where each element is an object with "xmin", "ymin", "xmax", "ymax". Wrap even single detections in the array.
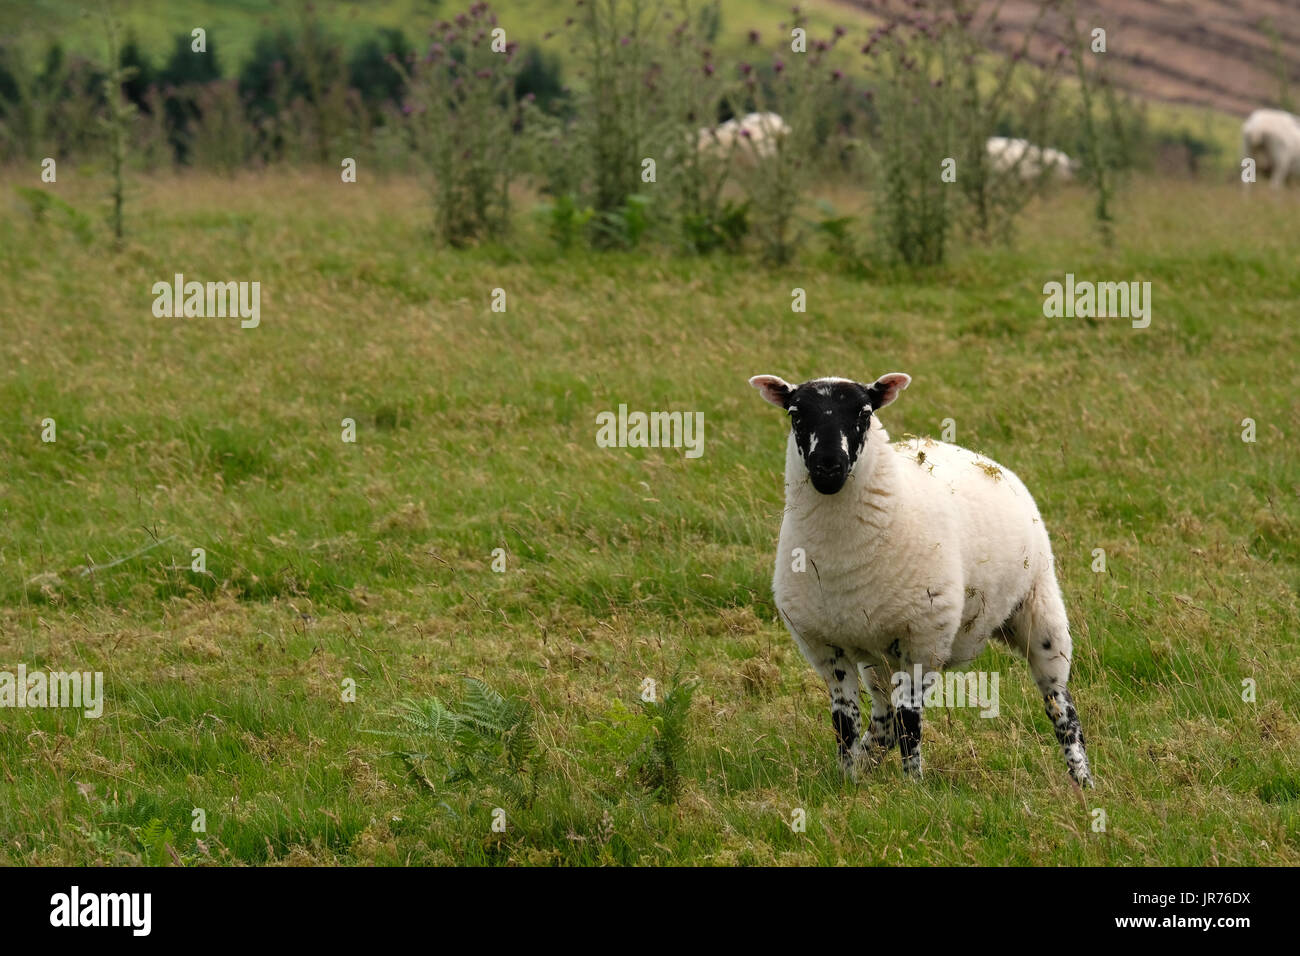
[
  {"xmin": 1241, "ymin": 108, "xmax": 1300, "ymax": 188},
  {"xmin": 749, "ymin": 372, "xmax": 1094, "ymax": 787},
  {"xmin": 986, "ymin": 136, "xmax": 1077, "ymax": 181},
  {"xmin": 698, "ymin": 111, "xmax": 790, "ymax": 166}
]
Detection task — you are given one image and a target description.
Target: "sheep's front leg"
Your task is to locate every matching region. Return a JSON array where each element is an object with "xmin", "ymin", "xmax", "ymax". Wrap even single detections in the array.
[
  {"xmin": 1271, "ymin": 149, "xmax": 1292, "ymax": 189},
  {"xmin": 1272, "ymin": 159, "xmax": 1288, "ymax": 189},
  {"xmin": 792, "ymin": 635, "xmax": 863, "ymax": 778},
  {"xmin": 892, "ymin": 667, "xmax": 924, "ymax": 779}
]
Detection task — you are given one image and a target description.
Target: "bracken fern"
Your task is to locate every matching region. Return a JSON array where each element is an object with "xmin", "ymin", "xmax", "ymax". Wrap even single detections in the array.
[{"xmin": 369, "ymin": 678, "xmax": 541, "ymax": 809}]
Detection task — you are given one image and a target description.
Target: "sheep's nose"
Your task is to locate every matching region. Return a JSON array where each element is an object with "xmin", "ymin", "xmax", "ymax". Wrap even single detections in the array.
[{"xmin": 808, "ymin": 456, "xmax": 844, "ymax": 478}]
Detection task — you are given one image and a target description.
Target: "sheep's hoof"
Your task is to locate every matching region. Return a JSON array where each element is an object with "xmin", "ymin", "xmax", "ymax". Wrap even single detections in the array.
[{"xmin": 839, "ymin": 749, "xmax": 874, "ymax": 782}]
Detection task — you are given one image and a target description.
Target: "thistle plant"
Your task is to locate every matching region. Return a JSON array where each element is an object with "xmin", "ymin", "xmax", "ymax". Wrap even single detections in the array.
[
  {"xmin": 398, "ymin": 2, "xmax": 522, "ymax": 246},
  {"xmin": 859, "ymin": 0, "xmax": 1074, "ymax": 264},
  {"xmin": 658, "ymin": 1, "xmax": 747, "ymax": 254},
  {"xmin": 732, "ymin": 9, "xmax": 844, "ymax": 265},
  {"xmin": 100, "ymin": 9, "xmax": 137, "ymax": 243}
]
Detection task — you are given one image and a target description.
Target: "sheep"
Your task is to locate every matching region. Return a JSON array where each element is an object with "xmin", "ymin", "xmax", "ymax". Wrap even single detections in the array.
[
  {"xmin": 1241, "ymin": 108, "xmax": 1300, "ymax": 188},
  {"xmin": 986, "ymin": 136, "xmax": 1077, "ymax": 182},
  {"xmin": 748, "ymin": 372, "xmax": 1094, "ymax": 787},
  {"xmin": 697, "ymin": 111, "xmax": 790, "ymax": 166}
]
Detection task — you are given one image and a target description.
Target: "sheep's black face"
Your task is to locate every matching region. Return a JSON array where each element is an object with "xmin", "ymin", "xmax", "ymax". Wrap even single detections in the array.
[
  {"xmin": 786, "ymin": 379, "xmax": 876, "ymax": 495},
  {"xmin": 750, "ymin": 371, "xmax": 911, "ymax": 496}
]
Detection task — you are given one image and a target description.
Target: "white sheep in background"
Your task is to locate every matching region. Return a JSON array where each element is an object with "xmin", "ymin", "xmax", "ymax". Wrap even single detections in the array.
[
  {"xmin": 986, "ymin": 136, "xmax": 1077, "ymax": 182},
  {"xmin": 749, "ymin": 372, "xmax": 1094, "ymax": 786},
  {"xmin": 698, "ymin": 111, "xmax": 790, "ymax": 166},
  {"xmin": 1241, "ymin": 108, "xmax": 1300, "ymax": 188}
]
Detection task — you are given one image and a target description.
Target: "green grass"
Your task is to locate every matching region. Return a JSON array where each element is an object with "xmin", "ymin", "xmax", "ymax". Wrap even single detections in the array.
[{"xmin": 0, "ymin": 169, "xmax": 1296, "ymax": 865}]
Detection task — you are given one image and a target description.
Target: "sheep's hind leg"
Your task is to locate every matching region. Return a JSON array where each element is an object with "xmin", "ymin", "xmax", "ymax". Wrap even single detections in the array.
[
  {"xmin": 1002, "ymin": 581, "xmax": 1095, "ymax": 788},
  {"xmin": 856, "ymin": 661, "xmax": 896, "ymax": 763},
  {"xmin": 791, "ymin": 635, "xmax": 864, "ymax": 778}
]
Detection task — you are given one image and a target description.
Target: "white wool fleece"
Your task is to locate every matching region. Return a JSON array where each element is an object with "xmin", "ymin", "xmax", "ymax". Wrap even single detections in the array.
[{"xmin": 774, "ymin": 416, "xmax": 1065, "ymax": 673}]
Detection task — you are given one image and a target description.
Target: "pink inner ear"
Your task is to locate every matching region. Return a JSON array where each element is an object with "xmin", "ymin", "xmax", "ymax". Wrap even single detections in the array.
[
  {"xmin": 870, "ymin": 372, "xmax": 910, "ymax": 408},
  {"xmin": 749, "ymin": 375, "xmax": 791, "ymax": 407}
]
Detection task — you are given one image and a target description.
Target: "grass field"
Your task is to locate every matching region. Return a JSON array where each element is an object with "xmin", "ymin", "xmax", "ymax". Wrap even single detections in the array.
[{"xmin": 0, "ymin": 170, "xmax": 1297, "ymax": 865}]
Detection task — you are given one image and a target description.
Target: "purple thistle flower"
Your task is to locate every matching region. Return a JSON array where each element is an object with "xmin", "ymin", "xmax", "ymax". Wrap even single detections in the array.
[
  {"xmin": 747, "ymin": 29, "xmax": 760, "ymax": 45},
  {"xmin": 774, "ymin": 58, "xmax": 785, "ymax": 73}
]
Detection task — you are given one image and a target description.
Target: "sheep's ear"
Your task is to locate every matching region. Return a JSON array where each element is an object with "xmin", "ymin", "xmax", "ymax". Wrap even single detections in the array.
[
  {"xmin": 866, "ymin": 372, "xmax": 911, "ymax": 409},
  {"xmin": 749, "ymin": 374, "xmax": 793, "ymax": 408}
]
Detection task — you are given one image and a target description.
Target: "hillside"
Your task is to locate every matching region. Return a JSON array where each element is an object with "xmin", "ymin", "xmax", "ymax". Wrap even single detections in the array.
[
  {"xmin": 843, "ymin": 0, "xmax": 1300, "ymax": 117},
  {"xmin": 6, "ymin": 1, "xmax": 1293, "ymax": 122}
]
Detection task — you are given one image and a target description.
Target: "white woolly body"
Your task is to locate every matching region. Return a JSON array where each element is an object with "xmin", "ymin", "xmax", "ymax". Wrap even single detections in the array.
[
  {"xmin": 985, "ymin": 136, "xmax": 1075, "ymax": 182},
  {"xmin": 1241, "ymin": 108, "xmax": 1300, "ymax": 186},
  {"xmin": 773, "ymin": 416, "xmax": 1060, "ymax": 670},
  {"xmin": 697, "ymin": 111, "xmax": 791, "ymax": 165}
]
